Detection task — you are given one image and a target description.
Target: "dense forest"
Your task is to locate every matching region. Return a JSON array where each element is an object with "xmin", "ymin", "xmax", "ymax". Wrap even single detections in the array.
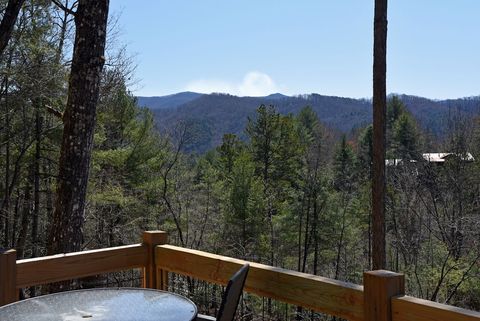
[
  {"xmin": 141, "ymin": 91, "xmax": 480, "ymax": 154},
  {"xmin": 1, "ymin": 1, "xmax": 480, "ymax": 320}
]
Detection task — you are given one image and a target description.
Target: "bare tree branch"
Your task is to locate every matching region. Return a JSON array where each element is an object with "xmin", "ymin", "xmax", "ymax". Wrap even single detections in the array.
[
  {"xmin": 51, "ymin": 0, "xmax": 76, "ymax": 16},
  {"xmin": 45, "ymin": 105, "xmax": 63, "ymax": 119}
]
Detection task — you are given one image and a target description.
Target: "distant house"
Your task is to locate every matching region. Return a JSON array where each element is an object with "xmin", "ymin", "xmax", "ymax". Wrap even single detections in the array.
[
  {"xmin": 422, "ymin": 152, "xmax": 475, "ymax": 163},
  {"xmin": 386, "ymin": 153, "xmax": 475, "ymax": 166}
]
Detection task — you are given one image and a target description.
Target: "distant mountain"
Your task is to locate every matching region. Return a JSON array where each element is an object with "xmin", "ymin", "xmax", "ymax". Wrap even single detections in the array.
[
  {"xmin": 144, "ymin": 92, "xmax": 480, "ymax": 154},
  {"xmin": 264, "ymin": 93, "xmax": 290, "ymax": 100},
  {"xmin": 137, "ymin": 91, "xmax": 203, "ymax": 109},
  {"xmin": 394, "ymin": 94, "xmax": 480, "ymax": 135}
]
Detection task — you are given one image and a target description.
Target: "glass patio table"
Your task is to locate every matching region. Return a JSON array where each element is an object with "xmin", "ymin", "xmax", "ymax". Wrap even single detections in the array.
[{"xmin": 0, "ymin": 288, "xmax": 197, "ymax": 321}]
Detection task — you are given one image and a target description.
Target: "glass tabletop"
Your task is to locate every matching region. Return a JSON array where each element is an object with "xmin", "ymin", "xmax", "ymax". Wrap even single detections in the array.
[{"xmin": 0, "ymin": 288, "xmax": 197, "ymax": 321}]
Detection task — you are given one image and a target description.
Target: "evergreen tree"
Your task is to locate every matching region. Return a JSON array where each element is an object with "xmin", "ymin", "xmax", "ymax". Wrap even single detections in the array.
[
  {"xmin": 333, "ymin": 136, "xmax": 357, "ymax": 193},
  {"xmin": 358, "ymin": 125, "xmax": 373, "ymax": 179},
  {"xmin": 246, "ymin": 104, "xmax": 304, "ymax": 266},
  {"xmin": 385, "ymin": 96, "xmax": 422, "ymax": 160},
  {"xmin": 392, "ymin": 113, "xmax": 421, "ymax": 160},
  {"xmin": 297, "ymin": 105, "xmax": 319, "ymax": 142},
  {"xmin": 332, "ymin": 135, "xmax": 358, "ymax": 279},
  {"xmin": 387, "ymin": 96, "xmax": 407, "ymax": 131},
  {"xmin": 88, "ymin": 85, "xmax": 164, "ymax": 246},
  {"xmin": 246, "ymin": 104, "xmax": 281, "ymax": 185},
  {"xmin": 217, "ymin": 133, "xmax": 243, "ymax": 176},
  {"xmin": 224, "ymin": 150, "xmax": 263, "ymax": 258}
]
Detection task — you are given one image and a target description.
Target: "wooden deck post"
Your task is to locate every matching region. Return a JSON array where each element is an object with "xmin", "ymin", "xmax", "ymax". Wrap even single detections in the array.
[
  {"xmin": 364, "ymin": 270, "xmax": 404, "ymax": 321},
  {"xmin": 0, "ymin": 249, "xmax": 17, "ymax": 306},
  {"xmin": 142, "ymin": 231, "xmax": 168, "ymax": 290}
]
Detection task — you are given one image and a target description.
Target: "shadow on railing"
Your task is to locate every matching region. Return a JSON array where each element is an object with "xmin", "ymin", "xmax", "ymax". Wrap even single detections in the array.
[{"xmin": 1, "ymin": 230, "xmax": 479, "ymax": 321}]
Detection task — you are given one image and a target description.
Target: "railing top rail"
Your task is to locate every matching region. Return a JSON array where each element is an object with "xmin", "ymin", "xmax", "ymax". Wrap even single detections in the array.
[
  {"xmin": 16, "ymin": 244, "xmax": 148, "ymax": 288},
  {"xmin": 155, "ymin": 244, "xmax": 364, "ymax": 321},
  {"xmin": 156, "ymin": 244, "xmax": 363, "ymax": 290},
  {"xmin": 392, "ymin": 296, "xmax": 480, "ymax": 321}
]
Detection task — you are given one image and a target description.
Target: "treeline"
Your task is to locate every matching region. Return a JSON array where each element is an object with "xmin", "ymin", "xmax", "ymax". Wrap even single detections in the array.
[
  {"xmin": 1, "ymin": 1, "xmax": 480, "ymax": 320},
  {"xmin": 151, "ymin": 91, "xmax": 480, "ymax": 154}
]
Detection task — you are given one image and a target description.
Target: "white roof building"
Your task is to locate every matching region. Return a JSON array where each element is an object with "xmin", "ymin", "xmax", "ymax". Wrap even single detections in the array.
[
  {"xmin": 422, "ymin": 152, "xmax": 475, "ymax": 163},
  {"xmin": 386, "ymin": 153, "xmax": 475, "ymax": 166}
]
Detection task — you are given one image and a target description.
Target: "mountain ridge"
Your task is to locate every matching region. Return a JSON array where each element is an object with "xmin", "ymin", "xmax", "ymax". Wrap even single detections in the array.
[
  {"xmin": 140, "ymin": 92, "xmax": 480, "ymax": 153},
  {"xmin": 137, "ymin": 91, "xmax": 203, "ymax": 109}
]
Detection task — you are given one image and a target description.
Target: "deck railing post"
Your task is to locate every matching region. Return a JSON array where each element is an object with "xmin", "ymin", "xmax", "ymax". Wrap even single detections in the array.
[
  {"xmin": 0, "ymin": 249, "xmax": 17, "ymax": 306},
  {"xmin": 364, "ymin": 270, "xmax": 405, "ymax": 321},
  {"xmin": 142, "ymin": 231, "xmax": 168, "ymax": 290}
]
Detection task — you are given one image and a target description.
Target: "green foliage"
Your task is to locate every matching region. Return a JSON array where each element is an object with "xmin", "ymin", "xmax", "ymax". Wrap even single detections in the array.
[
  {"xmin": 386, "ymin": 96, "xmax": 422, "ymax": 159},
  {"xmin": 387, "ymin": 95, "xmax": 407, "ymax": 130},
  {"xmin": 333, "ymin": 136, "xmax": 357, "ymax": 192},
  {"xmin": 357, "ymin": 124, "xmax": 373, "ymax": 179},
  {"xmin": 87, "ymin": 85, "xmax": 170, "ymax": 245},
  {"xmin": 217, "ymin": 133, "xmax": 243, "ymax": 175},
  {"xmin": 392, "ymin": 113, "xmax": 421, "ymax": 159},
  {"xmin": 296, "ymin": 105, "xmax": 320, "ymax": 145},
  {"xmin": 246, "ymin": 104, "xmax": 281, "ymax": 182},
  {"xmin": 223, "ymin": 150, "xmax": 264, "ymax": 256}
]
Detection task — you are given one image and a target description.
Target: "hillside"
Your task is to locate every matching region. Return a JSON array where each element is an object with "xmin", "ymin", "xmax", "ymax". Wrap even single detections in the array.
[
  {"xmin": 137, "ymin": 91, "xmax": 202, "ymax": 109},
  {"xmin": 142, "ymin": 92, "xmax": 480, "ymax": 153}
]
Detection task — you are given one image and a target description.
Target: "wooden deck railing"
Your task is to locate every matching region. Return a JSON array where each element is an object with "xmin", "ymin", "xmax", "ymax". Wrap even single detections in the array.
[{"xmin": 1, "ymin": 230, "xmax": 480, "ymax": 321}]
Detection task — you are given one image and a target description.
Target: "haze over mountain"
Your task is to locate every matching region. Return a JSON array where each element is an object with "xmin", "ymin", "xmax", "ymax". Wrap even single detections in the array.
[{"xmin": 138, "ymin": 92, "xmax": 480, "ymax": 153}]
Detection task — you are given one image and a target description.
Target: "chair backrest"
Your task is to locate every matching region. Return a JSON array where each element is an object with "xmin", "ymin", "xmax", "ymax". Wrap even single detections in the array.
[{"xmin": 216, "ymin": 264, "xmax": 250, "ymax": 321}]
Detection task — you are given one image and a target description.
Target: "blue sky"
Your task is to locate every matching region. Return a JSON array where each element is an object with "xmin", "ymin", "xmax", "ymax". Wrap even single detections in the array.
[{"xmin": 109, "ymin": 1, "xmax": 480, "ymax": 99}]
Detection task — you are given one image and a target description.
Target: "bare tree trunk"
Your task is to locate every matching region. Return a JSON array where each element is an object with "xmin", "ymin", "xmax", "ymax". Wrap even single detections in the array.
[
  {"xmin": 54, "ymin": 0, "xmax": 74, "ymax": 64},
  {"xmin": 44, "ymin": 163, "xmax": 54, "ymax": 238},
  {"xmin": 312, "ymin": 197, "xmax": 319, "ymax": 275},
  {"xmin": 372, "ymin": 0, "xmax": 388, "ymax": 270},
  {"xmin": 11, "ymin": 191, "xmax": 19, "ymax": 247},
  {"xmin": 301, "ymin": 197, "xmax": 311, "ymax": 273},
  {"xmin": 297, "ymin": 196, "xmax": 304, "ymax": 272},
  {"xmin": 335, "ymin": 202, "xmax": 348, "ymax": 280},
  {"xmin": 368, "ymin": 208, "xmax": 372, "ymax": 269},
  {"xmin": 48, "ymin": 0, "xmax": 109, "ymax": 255},
  {"xmin": 16, "ymin": 184, "xmax": 31, "ymax": 259},
  {"xmin": 32, "ymin": 99, "xmax": 42, "ymax": 258},
  {"xmin": 2, "ymin": 75, "xmax": 11, "ymax": 248}
]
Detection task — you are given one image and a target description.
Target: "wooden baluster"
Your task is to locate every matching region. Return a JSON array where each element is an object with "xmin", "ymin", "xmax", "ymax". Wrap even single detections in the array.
[{"xmin": 364, "ymin": 270, "xmax": 405, "ymax": 321}]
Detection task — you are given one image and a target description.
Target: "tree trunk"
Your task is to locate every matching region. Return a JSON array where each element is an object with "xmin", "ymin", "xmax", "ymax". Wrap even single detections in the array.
[
  {"xmin": 0, "ymin": 0, "xmax": 25, "ymax": 56},
  {"xmin": 297, "ymin": 195, "xmax": 304, "ymax": 272},
  {"xmin": 301, "ymin": 196, "xmax": 311, "ymax": 273},
  {"xmin": 32, "ymin": 99, "xmax": 42, "ymax": 258},
  {"xmin": 2, "ymin": 75, "xmax": 11, "ymax": 248},
  {"xmin": 372, "ymin": 0, "xmax": 388, "ymax": 270},
  {"xmin": 11, "ymin": 191, "xmax": 20, "ymax": 247},
  {"xmin": 16, "ymin": 184, "xmax": 31, "ymax": 259},
  {"xmin": 48, "ymin": 0, "xmax": 109, "ymax": 255},
  {"xmin": 312, "ymin": 196, "xmax": 319, "ymax": 275}
]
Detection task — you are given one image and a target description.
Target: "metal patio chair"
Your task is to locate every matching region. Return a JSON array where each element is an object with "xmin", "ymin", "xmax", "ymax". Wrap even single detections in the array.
[{"xmin": 196, "ymin": 264, "xmax": 250, "ymax": 321}]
